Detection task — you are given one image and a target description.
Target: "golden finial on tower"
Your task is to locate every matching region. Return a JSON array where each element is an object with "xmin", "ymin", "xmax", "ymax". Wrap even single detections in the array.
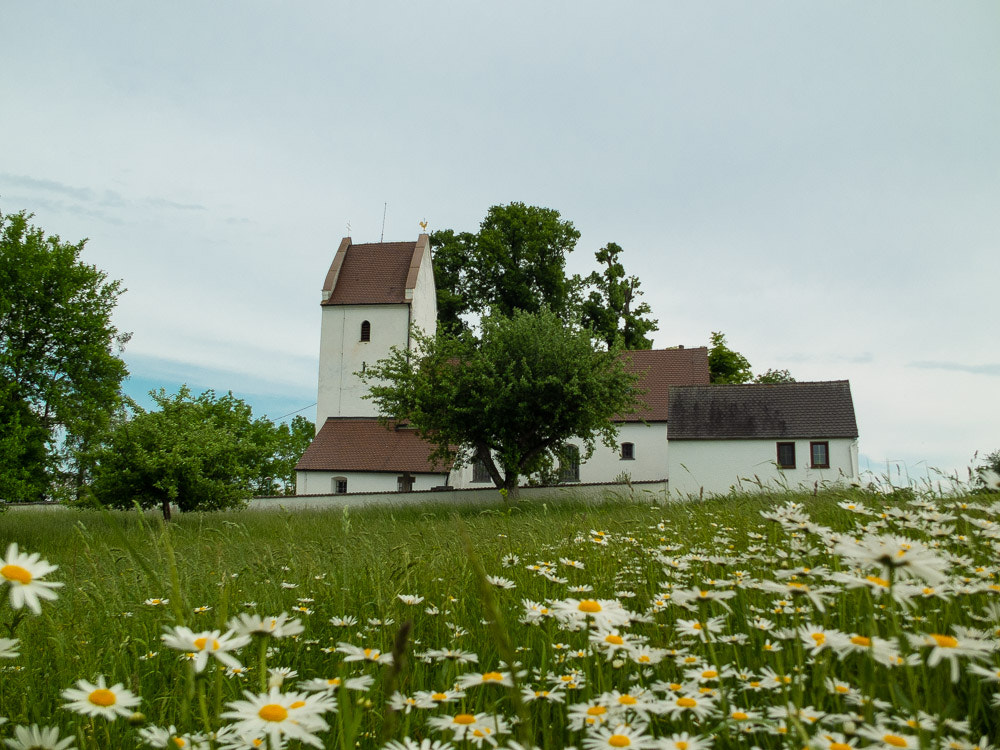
[{"xmin": 419, "ymin": 219, "xmax": 428, "ymax": 232}]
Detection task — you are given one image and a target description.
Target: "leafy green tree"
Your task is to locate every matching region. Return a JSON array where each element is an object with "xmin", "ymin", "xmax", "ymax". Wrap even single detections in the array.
[
  {"xmin": 362, "ymin": 309, "xmax": 641, "ymax": 498},
  {"xmin": 88, "ymin": 387, "xmax": 283, "ymax": 519},
  {"xmin": 268, "ymin": 415, "xmax": 316, "ymax": 495},
  {"xmin": 708, "ymin": 332, "xmax": 795, "ymax": 385},
  {"xmin": 0, "ymin": 209, "xmax": 129, "ymax": 502},
  {"xmin": 754, "ymin": 368, "xmax": 796, "ymax": 384},
  {"xmin": 708, "ymin": 331, "xmax": 753, "ymax": 384},
  {"xmin": 579, "ymin": 242, "xmax": 658, "ymax": 350},
  {"xmin": 431, "ymin": 203, "xmax": 581, "ymax": 330}
]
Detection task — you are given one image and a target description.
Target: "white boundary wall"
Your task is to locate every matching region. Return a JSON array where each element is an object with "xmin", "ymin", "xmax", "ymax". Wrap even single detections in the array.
[{"xmin": 252, "ymin": 481, "xmax": 669, "ymax": 511}]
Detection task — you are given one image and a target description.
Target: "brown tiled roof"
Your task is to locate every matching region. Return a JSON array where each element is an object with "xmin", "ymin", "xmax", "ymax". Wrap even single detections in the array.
[
  {"xmin": 667, "ymin": 380, "xmax": 859, "ymax": 439},
  {"xmin": 295, "ymin": 418, "xmax": 451, "ymax": 474},
  {"xmin": 619, "ymin": 347, "xmax": 711, "ymax": 422},
  {"xmin": 322, "ymin": 236, "xmax": 427, "ymax": 305}
]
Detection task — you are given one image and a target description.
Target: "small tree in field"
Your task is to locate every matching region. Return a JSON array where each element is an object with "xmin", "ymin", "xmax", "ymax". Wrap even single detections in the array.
[
  {"xmin": 88, "ymin": 387, "xmax": 278, "ymax": 519},
  {"xmin": 362, "ymin": 309, "xmax": 641, "ymax": 498}
]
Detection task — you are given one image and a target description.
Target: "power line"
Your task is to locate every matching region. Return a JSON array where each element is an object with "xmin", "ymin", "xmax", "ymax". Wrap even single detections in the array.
[{"xmin": 273, "ymin": 402, "xmax": 317, "ymax": 422}]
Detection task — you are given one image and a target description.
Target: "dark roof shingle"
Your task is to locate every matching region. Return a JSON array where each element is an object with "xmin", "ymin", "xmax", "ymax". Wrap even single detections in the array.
[
  {"xmin": 620, "ymin": 347, "xmax": 711, "ymax": 422},
  {"xmin": 295, "ymin": 418, "xmax": 450, "ymax": 474},
  {"xmin": 667, "ymin": 381, "xmax": 859, "ymax": 439}
]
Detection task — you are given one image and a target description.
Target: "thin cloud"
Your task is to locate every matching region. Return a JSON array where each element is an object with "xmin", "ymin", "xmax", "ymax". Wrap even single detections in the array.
[
  {"xmin": 909, "ymin": 361, "xmax": 1000, "ymax": 377},
  {"xmin": 1, "ymin": 173, "xmax": 94, "ymax": 201}
]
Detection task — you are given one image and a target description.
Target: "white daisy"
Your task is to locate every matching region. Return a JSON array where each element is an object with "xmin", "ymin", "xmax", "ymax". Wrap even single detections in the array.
[
  {"xmin": 0, "ymin": 543, "xmax": 63, "ymax": 615},
  {"xmin": 61, "ymin": 675, "xmax": 141, "ymax": 721}
]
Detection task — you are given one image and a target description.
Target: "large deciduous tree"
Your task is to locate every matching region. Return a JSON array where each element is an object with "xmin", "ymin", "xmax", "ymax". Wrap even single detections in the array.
[
  {"xmin": 579, "ymin": 242, "xmax": 658, "ymax": 350},
  {"xmin": 708, "ymin": 331, "xmax": 796, "ymax": 385},
  {"xmin": 430, "ymin": 203, "xmax": 581, "ymax": 332},
  {"xmin": 362, "ymin": 309, "xmax": 641, "ymax": 498},
  {"xmin": 88, "ymin": 387, "xmax": 308, "ymax": 519},
  {"xmin": 0, "ymin": 209, "xmax": 129, "ymax": 502}
]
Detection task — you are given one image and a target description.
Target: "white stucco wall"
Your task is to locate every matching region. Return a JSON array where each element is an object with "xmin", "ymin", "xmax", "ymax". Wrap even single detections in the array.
[
  {"xmin": 667, "ymin": 437, "xmax": 859, "ymax": 499},
  {"xmin": 408, "ymin": 240, "xmax": 438, "ymax": 344},
  {"xmin": 296, "ymin": 470, "xmax": 449, "ymax": 495},
  {"xmin": 316, "ymin": 304, "xmax": 410, "ymax": 424},
  {"xmin": 447, "ymin": 422, "xmax": 668, "ymax": 488}
]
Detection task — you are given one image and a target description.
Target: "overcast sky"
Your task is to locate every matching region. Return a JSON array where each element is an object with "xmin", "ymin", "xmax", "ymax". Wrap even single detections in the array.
[{"xmin": 3, "ymin": 2, "xmax": 998, "ymax": 484}]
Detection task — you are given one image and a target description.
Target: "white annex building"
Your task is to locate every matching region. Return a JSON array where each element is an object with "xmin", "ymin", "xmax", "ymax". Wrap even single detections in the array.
[{"xmin": 295, "ymin": 236, "xmax": 860, "ymax": 498}]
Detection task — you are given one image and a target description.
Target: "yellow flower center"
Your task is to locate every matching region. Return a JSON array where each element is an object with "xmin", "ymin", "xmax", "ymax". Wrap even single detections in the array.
[
  {"xmin": 0, "ymin": 565, "xmax": 31, "ymax": 585},
  {"xmin": 701, "ymin": 670, "xmax": 718, "ymax": 679},
  {"xmin": 677, "ymin": 697, "xmax": 697, "ymax": 708},
  {"xmin": 363, "ymin": 648, "xmax": 379, "ymax": 659},
  {"xmin": 605, "ymin": 635, "xmax": 624, "ymax": 645},
  {"xmin": 683, "ymin": 656, "xmax": 698, "ymax": 663},
  {"xmin": 618, "ymin": 694, "xmax": 637, "ymax": 705},
  {"xmin": 193, "ymin": 638, "xmax": 220, "ymax": 651},
  {"xmin": 481, "ymin": 671, "xmax": 504, "ymax": 681},
  {"xmin": 749, "ymin": 681, "xmax": 761, "ymax": 688},
  {"xmin": 830, "ymin": 743, "xmax": 852, "ymax": 750},
  {"xmin": 676, "ymin": 743, "xmax": 689, "ymax": 750},
  {"xmin": 866, "ymin": 575, "xmax": 890, "ymax": 588},
  {"xmin": 454, "ymin": 713, "xmax": 477, "ymax": 725},
  {"xmin": 258, "ymin": 704, "xmax": 288, "ymax": 722},
  {"xmin": 587, "ymin": 706, "xmax": 607, "ymax": 716},
  {"xmin": 732, "ymin": 711, "xmax": 749, "ymax": 720},
  {"xmin": 327, "ymin": 678, "xmax": 341, "ymax": 686},
  {"xmin": 172, "ymin": 738, "xmax": 187, "ymax": 748},
  {"xmin": 811, "ymin": 633, "xmax": 826, "ymax": 645},
  {"xmin": 88, "ymin": 689, "xmax": 116, "ymax": 707},
  {"xmin": 835, "ymin": 685, "xmax": 849, "ymax": 694},
  {"xmin": 883, "ymin": 735, "xmax": 908, "ymax": 748},
  {"xmin": 930, "ymin": 634, "xmax": 958, "ymax": 648},
  {"xmin": 289, "ymin": 701, "xmax": 306, "ymax": 709},
  {"xmin": 692, "ymin": 623, "xmax": 702, "ymax": 630},
  {"xmin": 432, "ymin": 692, "xmax": 447, "ymax": 700},
  {"xmin": 850, "ymin": 635, "xmax": 871, "ymax": 647},
  {"xmin": 609, "ymin": 736, "xmax": 631, "ymax": 748},
  {"xmin": 578, "ymin": 600, "xmax": 602, "ymax": 613},
  {"xmin": 638, "ymin": 654, "xmax": 651, "ymax": 663}
]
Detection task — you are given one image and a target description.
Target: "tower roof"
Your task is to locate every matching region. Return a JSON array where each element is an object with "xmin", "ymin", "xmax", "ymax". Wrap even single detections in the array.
[{"xmin": 321, "ymin": 235, "xmax": 429, "ymax": 305}]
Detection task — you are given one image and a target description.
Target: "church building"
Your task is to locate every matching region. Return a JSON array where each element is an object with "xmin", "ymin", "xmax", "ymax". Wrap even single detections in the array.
[{"xmin": 295, "ymin": 235, "xmax": 860, "ymax": 498}]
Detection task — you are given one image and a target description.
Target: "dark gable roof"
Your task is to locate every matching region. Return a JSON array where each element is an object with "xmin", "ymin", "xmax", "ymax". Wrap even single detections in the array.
[
  {"xmin": 296, "ymin": 418, "xmax": 451, "ymax": 474},
  {"xmin": 620, "ymin": 347, "xmax": 711, "ymax": 422},
  {"xmin": 667, "ymin": 380, "xmax": 859, "ymax": 440},
  {"xmin": 322, "ymin": 236, "xmax": 426, "ymax": 306}
]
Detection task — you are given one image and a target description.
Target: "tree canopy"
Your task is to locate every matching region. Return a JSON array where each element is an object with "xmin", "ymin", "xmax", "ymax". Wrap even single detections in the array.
[
  {"xmin": 0, "ymin": 209, "xmax": 129, "ymax": 502},
  {"xmin": 362, "ymin": 308, "xmax": 641, "ymax": 497},
  {"xmin": 708, "ymin": 331, "xmax": 796, "ymax": 385},
  {"xmin": 430, "ymin": 203, "xmax": 657, "ymax": 352},
  {"xmin": 88, "ymin": 387, "xmax": 312, "ymax": 519},
  {"xmin": 579, "ymin": 242, "xmax": 659, "ymax": 349},
  {"xmin": 430, "ymin": 203, "xmax": 582, "ymax": 333}
]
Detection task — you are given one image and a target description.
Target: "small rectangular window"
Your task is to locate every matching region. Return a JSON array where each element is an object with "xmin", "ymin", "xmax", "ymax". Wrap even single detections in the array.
[
  {"xmin": 810, "ymin": 441, "xmax": 830, "ymax": 469},
  {"xmin": 776, "ymin": 442, "xmax": 796, "ymax": 469},
  {"xmin": 621, "ymin": 442, "xmax": 635, "ymax": 460},
  {"xmin": 334, "ymin": 478, "xmax": 348, "ymax": 494}
]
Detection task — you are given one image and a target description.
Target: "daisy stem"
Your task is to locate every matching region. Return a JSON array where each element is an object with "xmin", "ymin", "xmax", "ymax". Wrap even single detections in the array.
[
  {"xmin": 197, "ymin": 676, "xmax": 213, "ymax": 741},
  {"xmin": 257, "ymin": 635, "xmax": 268, "ymax": 693}
]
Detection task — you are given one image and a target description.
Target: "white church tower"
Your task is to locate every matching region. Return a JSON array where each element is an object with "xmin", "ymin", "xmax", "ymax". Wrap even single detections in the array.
[{"xmin": 315, "ymin": 234, "xmax": 437, "ymax": 428}]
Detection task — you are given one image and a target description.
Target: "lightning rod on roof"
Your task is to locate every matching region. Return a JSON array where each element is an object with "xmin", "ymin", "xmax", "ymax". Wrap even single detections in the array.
[{"xmin": 380, "ymin": 202, "xmax": 387, "ymax": 242}]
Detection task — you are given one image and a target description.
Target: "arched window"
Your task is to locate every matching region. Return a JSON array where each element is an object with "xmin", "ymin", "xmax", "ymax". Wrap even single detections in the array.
[{"xmin": 360, "ymin": 320, "xmax": 371, "ymax": 342}]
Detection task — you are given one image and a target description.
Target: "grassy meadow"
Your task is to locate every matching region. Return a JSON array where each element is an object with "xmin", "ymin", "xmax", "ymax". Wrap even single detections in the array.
[{"xmin": 1, "ymin": 487, "xmax": 998, "ymax": 749}]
